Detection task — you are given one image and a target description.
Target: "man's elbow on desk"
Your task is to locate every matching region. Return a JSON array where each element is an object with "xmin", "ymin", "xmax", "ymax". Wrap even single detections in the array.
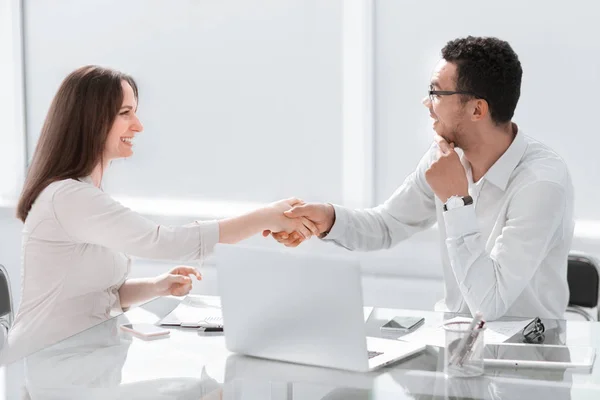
[{"xmin": 463, "ymin": 290, "xmax": 510, "ymax": 322}]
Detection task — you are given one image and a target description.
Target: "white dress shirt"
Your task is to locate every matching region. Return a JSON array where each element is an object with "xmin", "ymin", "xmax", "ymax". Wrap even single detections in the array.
[
  {"xmin": 324, "ymin": 129, "xmax": 574, "ymax": 321},
  {"xmin": 2, "ymin": 176, "xmax": 219, "ymax": 363}
]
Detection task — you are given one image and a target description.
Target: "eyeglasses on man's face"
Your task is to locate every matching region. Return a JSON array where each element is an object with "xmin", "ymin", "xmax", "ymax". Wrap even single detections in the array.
[{"xmin": 428, "ymin": 85, "xmax": 485, "ymax": 103}]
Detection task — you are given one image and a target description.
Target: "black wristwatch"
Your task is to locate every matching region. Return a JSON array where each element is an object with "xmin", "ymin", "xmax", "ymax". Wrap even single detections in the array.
[{"xmin": 443, "ymin": 195, "xmax": 473, "ymax": 212}]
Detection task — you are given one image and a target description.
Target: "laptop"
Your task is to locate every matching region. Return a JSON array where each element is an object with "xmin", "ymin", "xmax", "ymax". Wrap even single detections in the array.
[
  {"xmin": 215, "ymin": 244, "xmax": 425, "ymax": 372},
  {"xmin": 223, "ymin": 354, "xmax": 376, "ymax": 399}
]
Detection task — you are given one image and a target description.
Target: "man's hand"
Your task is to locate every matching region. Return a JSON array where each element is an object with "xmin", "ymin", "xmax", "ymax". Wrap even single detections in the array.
[
  {"xmin": 263, "ymin": 198, "xmax": 320, "ymax": 240},
  {"xmin": 263, "ymin": 203, "xmax": 335, "ymax": 247},
  {"xmin": 425, "ymin": 135, "xmax": 469, "ymax": 203},
  {"xmin": 152, "ymin": 265, "xmax": 202, "ymax": 297}
]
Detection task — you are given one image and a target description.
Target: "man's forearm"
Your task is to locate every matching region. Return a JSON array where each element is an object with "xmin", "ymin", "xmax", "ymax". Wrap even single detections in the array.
[
  {"xmin": 323, "ymin": 204, "xmax": 433, "ymax": 251},
  {"xmin": 321, "ymin": 205, "xmax": 391, "ymax": 250}
]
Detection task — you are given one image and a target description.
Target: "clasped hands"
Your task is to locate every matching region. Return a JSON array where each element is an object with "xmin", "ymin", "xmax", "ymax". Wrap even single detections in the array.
[{"xmin": 262, "ymin": 198, "xmax": 335, "ymax": 248}]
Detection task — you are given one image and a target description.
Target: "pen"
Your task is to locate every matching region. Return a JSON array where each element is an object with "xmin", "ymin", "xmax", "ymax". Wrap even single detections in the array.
[
  {"xmin": 458, "ymin": 320, "xmax": 485, "ymax": 366},
  {"xmin": 202, "ymin": 326, "xmax": 223, "ymax": 332},
  {"xmin": 450, "ymin": 311, "xmax": 483, "ymax": 366}
]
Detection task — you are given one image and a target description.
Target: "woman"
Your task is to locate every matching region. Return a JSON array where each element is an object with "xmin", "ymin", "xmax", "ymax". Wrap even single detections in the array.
[{"xmin": 2, "ymin": 65, "xmax": 317, "ymax": 363}]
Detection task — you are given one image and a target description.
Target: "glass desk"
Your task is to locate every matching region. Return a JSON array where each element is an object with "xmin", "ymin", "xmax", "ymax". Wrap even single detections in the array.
[{"xmin": 2, "ymin": 296, "xmax": 600, "ymax": 399}]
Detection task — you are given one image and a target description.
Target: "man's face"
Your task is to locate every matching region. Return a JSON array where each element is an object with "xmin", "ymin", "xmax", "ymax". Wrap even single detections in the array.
[{"xmin": 422, "ymin": 60, "xmax": 470, "ymax": 147}]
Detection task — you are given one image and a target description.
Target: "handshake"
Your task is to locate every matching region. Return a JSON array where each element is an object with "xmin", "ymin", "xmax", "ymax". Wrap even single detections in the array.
[{"xmin": 260, "ymin": 198, "xmax": 336, "ymax": 247}]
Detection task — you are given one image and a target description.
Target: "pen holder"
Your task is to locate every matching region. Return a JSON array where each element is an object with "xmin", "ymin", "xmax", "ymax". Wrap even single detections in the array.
[{"xmin": 443, "ymin": 321, "xmax": 485, "ymax": 378}]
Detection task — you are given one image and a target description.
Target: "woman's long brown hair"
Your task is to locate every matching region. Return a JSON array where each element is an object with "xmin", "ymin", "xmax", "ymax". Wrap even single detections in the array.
[{"xmin": 16, "ymin": 65, "xmax": 138, "ymax": 222}]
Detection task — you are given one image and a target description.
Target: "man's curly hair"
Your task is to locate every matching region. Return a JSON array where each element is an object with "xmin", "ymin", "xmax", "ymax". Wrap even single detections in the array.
[{"xmin": 442, "ymin": 36, "xmax": 522, "ymax": 125}]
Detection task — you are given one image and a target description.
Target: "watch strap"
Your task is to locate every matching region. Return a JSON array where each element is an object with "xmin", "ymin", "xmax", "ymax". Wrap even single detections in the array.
[{"xmin": 443, "ymin": 195, "xmax": 473, "ymax": 212}]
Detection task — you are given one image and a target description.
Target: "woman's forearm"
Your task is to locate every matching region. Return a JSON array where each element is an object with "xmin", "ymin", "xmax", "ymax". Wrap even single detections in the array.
[
  {"xmin": 218, "ymin": 207, "xmax": 271, "ymax": 244},
  {"xmin": 118, "ymin": 278, "xmax": 159, "ymax": 309}
]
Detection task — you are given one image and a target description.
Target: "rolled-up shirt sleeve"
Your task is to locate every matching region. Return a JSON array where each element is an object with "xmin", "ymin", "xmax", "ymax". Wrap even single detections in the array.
[
  {"xmin": 52, "ymin": 181, "xmax": 219, "ymax": 262},
  {"xmin": 443, "ymin": 181, "xmax": 568, "ymax": 321}
]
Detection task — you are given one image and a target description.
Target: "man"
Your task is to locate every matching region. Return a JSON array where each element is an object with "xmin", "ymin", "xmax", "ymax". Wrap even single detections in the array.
[{"xmin": 265, "ymin": 36, "xmax": 574, "ymax": 321}]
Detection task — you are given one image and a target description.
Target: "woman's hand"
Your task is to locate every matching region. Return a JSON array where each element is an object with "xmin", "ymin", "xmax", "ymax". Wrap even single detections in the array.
[
  {"xmin": 152, "ymin": 265, "xmax": 202, "ymax": 297},
  {"xmin": 263, "ymin": 198, "xmax": 319, "ymax": 240},
  {"xmin": 263, "ymin": 202, "xmax": 335, "ymax": 247}
]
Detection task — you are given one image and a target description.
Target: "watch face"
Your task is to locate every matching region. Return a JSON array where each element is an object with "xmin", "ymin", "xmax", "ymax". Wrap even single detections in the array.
[{"xmin": 446, "ymin": 197, "xmax": 463, "ymax": 209}]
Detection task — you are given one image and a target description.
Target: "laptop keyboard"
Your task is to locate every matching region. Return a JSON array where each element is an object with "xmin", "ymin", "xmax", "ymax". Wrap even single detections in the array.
[
  {"xmin": 368, "ymin": 350, "xmax": 383, "ymax": 359},
  {"xmin": 180, "ymin": 316, "xmax": 223, "ymax": 328},
  {"xmin": 200, "ymin": 316, "xmax": 223, "ymax": 324}
]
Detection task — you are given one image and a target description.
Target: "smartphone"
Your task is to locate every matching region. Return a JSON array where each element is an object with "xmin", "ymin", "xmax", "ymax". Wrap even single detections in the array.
[
  {"xmin": 120, "ymin": 323, "xmax": 170, "ymax": 339},
  {"xmin": 381, "ymin": 316, "xmax": 425, "ymax": 333},
  {"xmin": 484, "ymin": 343, "xmax": 596, "ymax": 370}
]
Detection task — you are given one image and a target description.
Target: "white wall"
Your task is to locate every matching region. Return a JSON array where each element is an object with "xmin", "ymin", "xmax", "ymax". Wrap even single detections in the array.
[
  {"xmin": 0, "ymin": 0, "xmax": 26, "ymax": 311},
  {"xmin": 23, "ymin": 0, "xmax": 344, "ymax": 205},
  {"xmin": 0, "ymin": 0, "xmax": 25, "ymax": 205}
]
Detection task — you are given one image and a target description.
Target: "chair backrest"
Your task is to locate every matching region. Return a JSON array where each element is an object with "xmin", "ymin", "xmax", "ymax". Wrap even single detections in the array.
[
  {"xmin": 567, "ymin": 253, "xmax": 600, "ymax": 309},
  {"xmin": 0, "ymin": 264, "xmax": 13, "ymax": 325}
]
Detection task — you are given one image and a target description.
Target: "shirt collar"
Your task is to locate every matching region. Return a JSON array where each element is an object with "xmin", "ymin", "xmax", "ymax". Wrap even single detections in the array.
[
  {"xmin": 78, "ymin": 175, "xmax": 103, "ymax": 190},
  {"xmin": 484, "ymin": 126, "xmax": 528, "ymax": 191},
  {"xmin": 461, "ymin": 125, "xmax": 528, "ymax": 191},
  {"xmin": 78, "ymin": 176, "xmax": 94, "ymax": 185}
]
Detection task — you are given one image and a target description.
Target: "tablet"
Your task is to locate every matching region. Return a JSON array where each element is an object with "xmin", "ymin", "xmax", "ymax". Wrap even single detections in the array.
[{"xmin": 484, "ymin": 343, "xmax": 595, "ymax": 370}]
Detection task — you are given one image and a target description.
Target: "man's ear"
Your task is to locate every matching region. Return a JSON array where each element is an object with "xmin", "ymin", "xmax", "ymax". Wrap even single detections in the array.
[{"xmin": 471, "ymin": 99, "xmax": 489, "ymax": 121}]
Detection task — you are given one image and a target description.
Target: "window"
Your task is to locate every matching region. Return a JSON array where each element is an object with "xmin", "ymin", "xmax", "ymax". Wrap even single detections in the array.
[
  {"xmin": 23, "ymin": 0, "xmax": 349, "ymax": 218},
  {"xmin": 0, "ymin": 0, "xmax": 26, "ymax": 207}
]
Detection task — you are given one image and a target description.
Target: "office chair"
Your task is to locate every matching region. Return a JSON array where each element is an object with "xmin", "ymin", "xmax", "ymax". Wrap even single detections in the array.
[
  {"xmin": 566, "ymin": 252, "xmax": 600, "ymax": 321},
  {"xmin": 0, "ymin": 264, "xmax": 13, "ymax": 348}
]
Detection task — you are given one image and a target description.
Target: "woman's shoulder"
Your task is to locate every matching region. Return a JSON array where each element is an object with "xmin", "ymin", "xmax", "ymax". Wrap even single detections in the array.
[
  {"xmin": 39, "ymin": 177, "xmax": 102, "ymax": 203},
  {"xmin": 25, "ymin": 179, "xmax": 99, "ymax": 227}
]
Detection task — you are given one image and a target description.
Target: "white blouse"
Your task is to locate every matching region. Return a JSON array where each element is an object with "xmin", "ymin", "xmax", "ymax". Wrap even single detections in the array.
[{"xmin": 2, "ymin": 176, "xmax": 219, "ymax": 363}]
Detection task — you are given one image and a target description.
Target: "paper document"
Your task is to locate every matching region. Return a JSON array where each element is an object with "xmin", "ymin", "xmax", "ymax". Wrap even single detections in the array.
[
  {"xmin": 159, "ymin": 296, "xmax": 223, "ymax": 326},
  {"xmin": 483, "ymin": 319, "xmax": 533, "ymax": 343},
  {"xmin": 363, "ymin": 307, "xmax": 374, "ymax": 322},
  {"xmin": 398, "ymin": 316, "xmax": 532, "ymax": 348}
]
